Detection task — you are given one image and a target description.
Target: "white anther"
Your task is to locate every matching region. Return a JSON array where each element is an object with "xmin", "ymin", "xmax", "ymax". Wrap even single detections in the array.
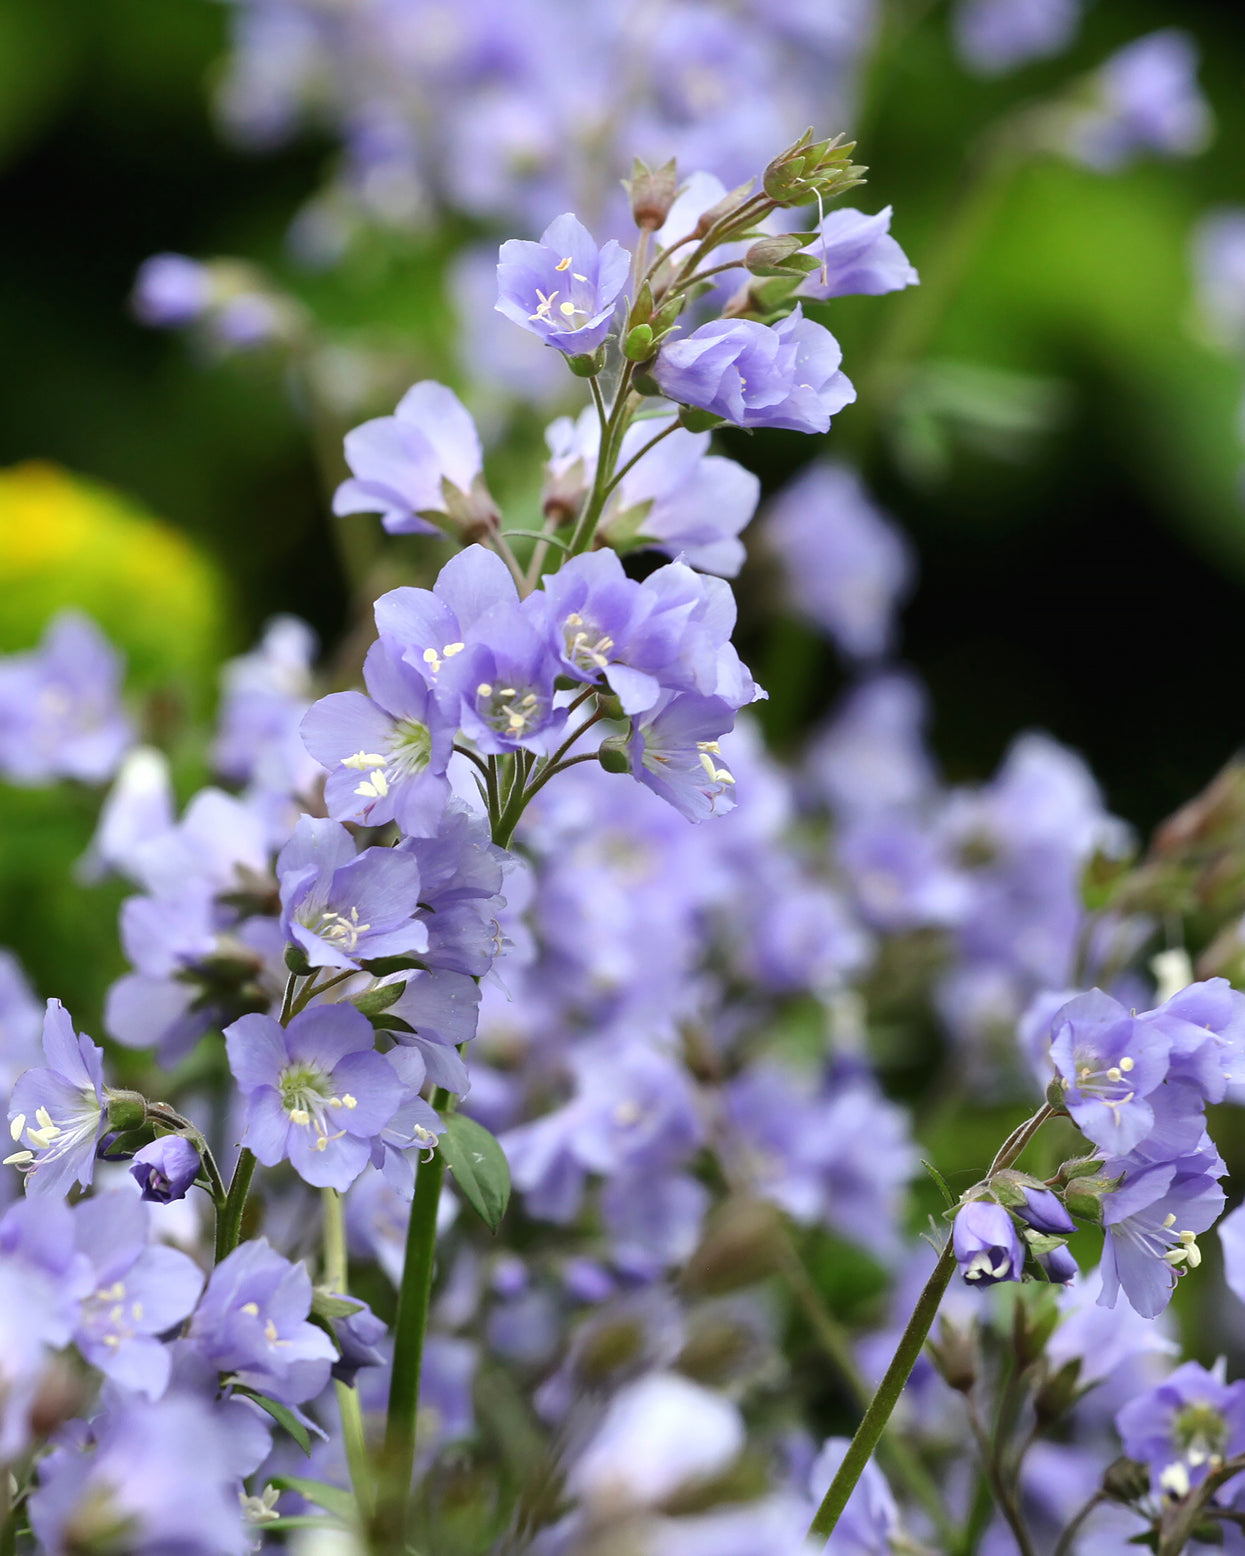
[
  {"xmin": 8, "ymin": 1115, "xmax": 24, "ymax": 1141},
  {"xmin": 1119, "ymin": 1056, "xmax": 1135, "ymax": 1072},
  {"xmin": 240, "ymin": 1302, "xmax": 260, "ymax": 1317},
  {"xmin": 355, "ymin": 769, "xmax": 390, "ymax": 800},
  {"xmin": 341, "ymin": 750, "xmax": 386, "ymax": 771},
  {"xmin": 288, "ymin": 1107, "xmax": 311, "ymax": 1126}
]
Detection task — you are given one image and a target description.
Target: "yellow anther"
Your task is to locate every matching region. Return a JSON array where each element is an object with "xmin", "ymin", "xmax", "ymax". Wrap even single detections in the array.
[
  {"xmin": 341, "ymin": 750, "xmax": 386, "ymax": 771},
  {"xmin": 355, "ymin": 770, "xmax": 390, "ymax": 800},
  {"xmin": 559, "ymin": 300, "xmax": 578, "ymax": 316},
  {"xmin": 9, "ymin": 1115, "xmax": 25, "ymax": 1141},
  {"xmin": 555, "ymin": 256, "xmax": 572, "ymax": 271},
  {"xmin": 477, "ymin": 683, "xmax": 493, "ymax": 697},
  {"xmin": 131, "ymin": 1302, "xmax": 144, "ymax": 1321},
  {"xmin": 1163, "ymin": 1213, "xmax": 1178, "ymax": 1228},
  {"xmin": 444, "ymin": 642, "xmax": 464, "ymax": 657},
  {"xmin": 1119, "ymin": 1056, "xmax": 1135, "ymax": 1072},
  {"xmin": 35, "ymin": 1107, "xmax": 56, "ymax": 1131},
  {"xmin": 314, "ymin": 1136, "xmax": 329, "ymax": 1151},
  {"xmin": 1106, "ymin": 1067, "xmax": 1122, "ymax": 1083},
  {"xmin": 240, "ymin": 1302, "xmax": 260, "ymax": 1317},
  {"xmin": 2, "ymin": 1150, "xmax": 33, "ymax": 1166},
  {"xmin": 265, "ymin": 1320, "xmax": 280, "ymax": 1343},
  {"xmin": 341, "ymin": 1094, "xmax": 358, "ymax": 1110},
  {"xmin": 288, "ymin": 1107, "xmax": 311, "ymax": 1126}
]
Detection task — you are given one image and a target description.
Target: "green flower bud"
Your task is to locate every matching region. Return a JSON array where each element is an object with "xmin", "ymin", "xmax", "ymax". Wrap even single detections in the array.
[
  {"xmin": 568, "ymin": 346, "xmax": 606, "ymax": 378},
  {"xmin": 623, "ymin": 324, "xmax": 655, "ymax": 362},
  {"xmin": 598, "ymin": 738, "xmax": 630, "ymax": 775},
  {"xmin": 104, "ymin": 1090, "xmax": 147, "ymax": 1134}
]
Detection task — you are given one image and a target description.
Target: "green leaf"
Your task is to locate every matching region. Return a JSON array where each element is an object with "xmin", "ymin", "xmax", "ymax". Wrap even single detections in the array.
[
  {"xmin": 269, "ymin": 1476, "xmax": 359, "ymax": 1523},
  {"xmin": 921, "ymin": 1159, "xmax": 955, "ymax": 1208},
  {"xmin": 234, "ymin": 1389, "xmax": 313, "ymax": 1455},
  {"xmin": 440, "ymin": 1113, "xmax": 511, "ymax": 1233},
  {"xmin": 367, "ymin": 1013, "xmax": 416, "ymax": 1035},
  {"xmin": 257, "ymin": 1516, "xmax": 352, "ymax": 1532},
  {"xmin": 352, "ymin": 980, "xmax": 407, "ymax": 1017},
  {"xmin": 362, "ymin": 955, "xmax": 427, "ymax": 976},
  {"xmin": 311, "ymin": 1289, "xmax": 366, "ymax": 1320}
]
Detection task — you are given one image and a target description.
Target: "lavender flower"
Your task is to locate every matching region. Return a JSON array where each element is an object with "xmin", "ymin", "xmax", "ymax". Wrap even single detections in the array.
[
  {"xmin": 652, "ymin": 308, "xmax": 855, "ymax": 434},
  {"xmin": 798, "ymin": 206, "xmax": 919, "ymax": 300},
  {"xmin": 131, "ymin": 252, "xmax": 213, "ymax": 326},
  {"xmin": 953, "ymin": 0, "xmax": 1082, "ymax": 77},
  {"xmin": 187, "ymin": 1237, "xmax": 336, "ymax": 1404},
  {"xmin": 0, "ymin": 611, "xmax": 133, "ymax": 786},
  {"xmin": 626, "ymin": 693, "xmax": 739, "ymax": 821},
  {"xmin": 70, "ymin": 1191, "xmax": 205, "ymax": 1399},
  {"xmin": 277, "ymin": 815, "xmax": 428, "ymax": 970},
  {"xmin": 496, "ymin": 213, "xmax": 630, "ymax": 355},
  {"xmin": 1066, "ymin": 30, "xmax": 1212, "ymax": 172},
  {"xmin": 28, "ymin": 1393, "xmax": 253, "ymax": 1556},
  {"xmin": 952, "ymin": 1200, "xmax": 1023, "ymax": 1286},
  {"xmin": 1048, "ymin": 989, "xmax": 1171, "ymax": 1155},
  {"xmin": 765, "ymin": 463, "xmax": 914, "ymax": 659},
  {"xmin": 300, "ymin": 636, "xmax": 454, "ymax": 838},
  {"xmin": 1099, "ymin": 1142, "xmax": 1226, "ymax": 1318},
  {"xmin": 129, "ymin": 1136, "xmax": 202, "ymax": 1203},
  {"xmin": 1116, "ymin": 1361, "xmax": 1245, "ymax": 1499},
  {"xmin": 1193, "ymin": 209, "xmax": 1245, "ymax": 351},
  {"xmin": 333, "ymin": 380, "xmax": 488, "ymax": 535},
  {"xmin": 224, "ymin": 1004, "xmax": 399, "ymax": 1191},
  {"xmin": 6, "ymin": 1000, "xmax": 109, "ymax": 1199}
]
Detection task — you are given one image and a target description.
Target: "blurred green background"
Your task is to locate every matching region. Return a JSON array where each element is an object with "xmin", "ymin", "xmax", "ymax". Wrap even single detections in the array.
[{"xmin": 2, "ymin": 0, "xmax": 1245, "ymax": 1020}]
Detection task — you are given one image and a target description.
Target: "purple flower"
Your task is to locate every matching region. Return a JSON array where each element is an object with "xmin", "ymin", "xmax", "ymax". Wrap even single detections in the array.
[
  {"xmin": 1116, "ymin": 1360, "xmax": 1245, "ymax": 1499},
  {"xmin": 277, "ymin": 815, "xmax": 428, "ymax": 970},
  {"xmin": 1193, "ymin": 209, "xmax": 1245, "ymax": 351},
  {"xmin": 496, "ymin": 212, "xmax": 630, "ymax": 355},
  {"xmin": 300, "ymin": 637, "xmax": 454, "ymax": 838},
  {"xmin": 333, "ymin": 380, "xmax": 487, "ymax": 535},
  {"xmin": 1099, "ymin": 1143, "xmax": 1226, "ymax": 1318},
  {"xmin": 211, "ymin": 614, "xmax": 318, "ymax": 798},
  {"xmin": 6, "ymin": 1000, "xmax": 108, "ymax": 1199},
  {"xmin": 1017, "ymin": 1186, "xmax": 1076, "ymax": 1236},
  {"xmin": 1139, "ymin": 977, "xmax": 1245, "ymax": 1104},
  {"xmin": 1049, "ymin": 989, "xmax": 1171, "ymax": 1155},
  {"xmin": 952, "ymin": 1200, "xmax": 1023, "ymax": 1286},
  {"xmin": 953, "ymin": 0, "xmax": 1082, "ymax": 77},
  {"xmin": 187, "ymin": 1237, "xmax": 336, "ymax": 1404},
  {"xmin": 798, "ymin": 206, "xmax": 919, "ymax": 300},
  {"xmin": 224, "ymin": 1004, "xmax": 399, "ymax": 1191},
  {"xmin": 1067, "ymin": 30, "xmax": 1212, "ymax": 172},
  {"xmin": 626, "ymin": 693, "xmax": 738, "ymax": 821},
  {"xmin": 765, "ymin": 462, "xmax": 914, "ymax": 659},
  {"xmin": 70, "ymin": 1191, "xmax": 205, "ymax": 1399},
  {"xmin": 131, "ymin": 252, "xmax": 213, "ymax": 326},
  {"xmin": 28, "ymin": 1393, "xmax": 253, "ymax": 1556},
  {"xmin": 0, "ymin": 611, "xmax": 133, "ymax": 785},
  {"xmin": 438, "ymin": 604, "xmax": 567, "ymax": 756},
  {"xmin": 652, "ymin": 307, "xmax": 855, "ymax": 434},
  {"xmin": 129, "ymin": 1135, "xmax": 202, "ymax": 1203}
]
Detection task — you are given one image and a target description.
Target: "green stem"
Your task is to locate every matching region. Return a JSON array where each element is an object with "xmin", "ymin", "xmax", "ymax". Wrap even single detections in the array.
[
  {"xmin": 779, "ymin": 1238, "xmax": 955, "ymax": 1545},
  {"xmin": 1052, "ymin": 1492, "xmax": 1106, "ymax": 1556},
  {"xmin": 567, "ymin": 368, "xmax": 636, "ymax": 558},
  {"xmin": 807, "ymin": 1240, "xmax": 959, "ymax": 1542},
  {"xmin": 805, "ymin": 1105, "xmax": 1053, "ymax": 1542},
  {"xmin": 601, "ymin": 418, "xmax": 682, "ymax": 500},
  {"xmin": 965, "ymin": 1396, "xmax": 1037, "ymax": 1556},
  {"xmin": 214, "ymin": 1147, "xmax": 256, "ymax": 1263},
  {"xmin": 289, "ymin": 969, "xmax": 357, "ymax": 1021},
  {"xmin": 377, "ymin": 1132, "xmax": 448, "ymax": 1548},
  {"xmin": 322, "ymin": 1189, "xmax": 375, "ymax": 1522}
]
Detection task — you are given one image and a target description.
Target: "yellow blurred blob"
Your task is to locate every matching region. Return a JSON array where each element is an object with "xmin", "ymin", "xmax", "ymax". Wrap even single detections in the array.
[{"xmin": 0, "ymin": 461, "xmax": 227, "ymax": 692}]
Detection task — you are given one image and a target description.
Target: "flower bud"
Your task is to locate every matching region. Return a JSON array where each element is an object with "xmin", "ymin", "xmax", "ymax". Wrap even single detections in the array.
[
  {"xmin": 129, "ymin": 1134, "xmax": 201, "ymax": 1204},
  {"xmin": 1033, "ymin": 1357, "xmax": 1083, "ymax": 1425},
  {"xmin": 624, "ymin": 324, "xmax": 655, "ymax": 362},
  {"xmin": 761, "ymin": 129, "xmax": 867, "ymax": 208},
  {"xmin": 744, "ymin": 234, "xmax": 818, "ymax": 278},
  {"xmin": 927, "ymin": 1316, "xmax": 977, "ymax": 1392},
  {"xmin": 285, "ymin": 942, "xmax": 313, "ymax": 975},
  {"xmin": 568, "ymin": 346, "xmax": 607, "ymax": 378},
  {"xmin": 626, "ymin": 157, "xmax": 679, "ymax": 231},
  {"xmin": 677, "ymin": 406, "xmax": 727, "ymax": 434},
  {"xmin": 1102, "ymin": 1456, "xmax": 1152, "ymax": 1505},
  {"xmin": 104, "ymin": 1090, "xmax": 147, "ymax": 1135},
  {"xmin": 1063, "ymin": 1175, "xmax": 1118, "ymax": 1222},
  {"xmin": 598, "ymin": 739, "xmax": 631, "ymax": 775}
]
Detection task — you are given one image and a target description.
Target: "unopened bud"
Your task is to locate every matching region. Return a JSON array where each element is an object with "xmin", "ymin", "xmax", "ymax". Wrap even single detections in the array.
[
  {"xmin": 693, "ymin": 179, "xmax": 755, "ymax": 240},
  {"xmin": 1045, "ymin": 1076, "xmax": 1068, "ymax": 1111},
  {"xmin": 681, "ymin": 1199, "xmax": 786, "ymax": 1294},
  {"xmin": 597, "ymin": 739, "xmax": 630, "ymax": 776},
  {"xmin": 927, "ymin": 1316, "xmax": 977, "ymax": 1393},
  {"xmin": 623, "ymin": 323, "xmax": 655, "ymax": 362},
  {"xmin": 1063, "ymin": 1176, "xmax": 1112, "ymax": 1222},
  {"xmin": 1056, "ymin": 1155, "xmax": 1105, "ymax": 1185},
  {"xmin": 626, "ymin": 157, "xmax": 679, "ymax": 230},
  {"xmin": 567, "ymin": 347, "xmax": 606, "ymax": 379},
  {"xmin": 744, "ymin": 233, "xmax": 816, "ymax": 277},
  {"xmin": 1102, "ymin": 1456, "xmax": 1151, "ymax": 1505},
  {"xmin": 104, "ymin": 1090, "xmax": 147, "ymax": 1134},
  {"xmin": 1011, "ymin": 1284, "xmax": 1060, "ymax": 1367},
  {"xmin": 678, "ymin": 406, "xmax": 727, "ymax": 434},
  {"xmin": 284, "ymin": 943, "xmax": 313, "ymax": 975},
  {"xmin": 1033, "ymin": 1357, "xmax": 1083, "ymax": 1424}
]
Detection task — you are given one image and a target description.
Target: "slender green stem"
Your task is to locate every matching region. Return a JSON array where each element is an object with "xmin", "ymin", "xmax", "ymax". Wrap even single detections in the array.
[
  {"xmin": 279, "ymin": 973, "xmax": 300, "ymax": 1025},
  {"xmin": 806, "ymin": 1105, "xmax": 1054, "ymax": 1542},
  {"xmin": 1052, "ymin": 1492, "xmax": 1106, "ymax": 1556},
  {"xmin": 808, "ymin": 1239, "xmax": 958, "ymax": 1541},
  {"xmin": 322, "ymin": 1189, "xmax": 375, "ymax": 1522},
  {"xmin": 377, "ymin": 1136, "xmax": 448, "ymax": 1547},
  {"xmin": 452, "ymin": 743, "xmax": 492, "ymax": 782},
  {"xmin": 602, "ymin": 418, "xmax": 682, "ymax": 500},
  {"xmin": 289, "ymin": 969, "xmax": 358, "ymax": 1021},
  {"xmin": 567, "ymin": 367, "xmax": 637, "ymax": 557},
  {"xmin": 965, "ymin": 1396, "xmax": 1037, "ymax": 1556},
  {"xmin": 214, "ymin": 1147, "xmax": 256, "ymax": 1263},
  {"xmin": 779, "ymin": 1237, "xmax": 955, "ymax": 1544}
]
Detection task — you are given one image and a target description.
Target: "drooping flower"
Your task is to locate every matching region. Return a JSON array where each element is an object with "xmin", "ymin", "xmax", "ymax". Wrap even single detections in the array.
[
  {"xmin": 625, "ymin": 693, "xmax": 739, "ymax": 821},
  {"xmin": 952, "ymin": 1200, "xmax": 1024, "ymax": 1287},
  {"xmin": 333, "ymin": 380, "xmax": 489, "ymax": 535},
  {"xmin": 496, "ymin": 212, "xmax": 630, "ymax": 355},
  {"xmin": 6, "ymin": 1001, "xmax": 110, "ymax": 1199},
  {"xmin": 224, "ymin": 1004, "xmax": 399, "ymax": 1191},
  {"xmin": 652, "ymin": 307, "xmax": 855, "ymax": 434},
  {"xmin": 129, "ymin": 1135, "xmax": 202, "ymax": 1204},
  {"xmin": 797, "ymin": 206, "xmax": 919, "ymax": 300}
]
